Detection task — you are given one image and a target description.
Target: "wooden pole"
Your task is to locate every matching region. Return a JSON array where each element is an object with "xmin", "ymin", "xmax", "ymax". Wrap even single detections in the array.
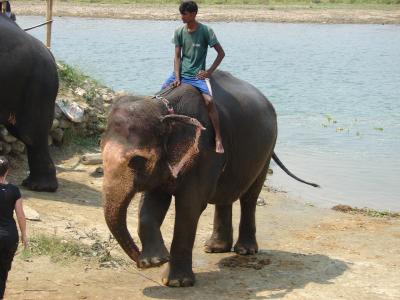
[{"xmin": 46, "ymin": 0, "xmax": 53, "ymax": 48}]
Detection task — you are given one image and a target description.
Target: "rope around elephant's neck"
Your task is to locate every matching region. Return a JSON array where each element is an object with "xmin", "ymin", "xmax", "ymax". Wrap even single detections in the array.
[{"xmin": 153, "ymin": 85, "xmax": 176, "ymax": 114}]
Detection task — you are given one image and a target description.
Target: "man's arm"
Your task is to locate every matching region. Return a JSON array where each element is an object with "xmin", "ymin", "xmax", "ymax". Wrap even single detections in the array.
[
  {"xmin": 173, "ymin": 46, "xmax": 182, "ymax": 86},
  {"xmin": 197, "ymin": 43, "xmax": 225, "ymax": 79}
]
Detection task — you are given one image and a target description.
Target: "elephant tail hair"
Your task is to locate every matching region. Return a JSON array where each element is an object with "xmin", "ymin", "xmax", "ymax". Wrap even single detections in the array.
[{"xmin": 272, "ymin": 153, "xmax": 320, "ymax": 188}]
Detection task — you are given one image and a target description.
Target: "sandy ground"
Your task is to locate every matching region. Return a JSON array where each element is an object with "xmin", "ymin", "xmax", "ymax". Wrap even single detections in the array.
[
  {"xmin": 2, "ymin": 146, "xmax": 399, "ymax": 299},
  {"xmin": 13, "ymin": 1, "xmax": 400, "ymax": 24}
]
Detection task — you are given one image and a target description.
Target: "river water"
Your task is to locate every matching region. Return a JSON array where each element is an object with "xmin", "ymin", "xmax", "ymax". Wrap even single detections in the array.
[{"xmin": 17, "ymin": 16, "xmax": 400, "ymax": 211}]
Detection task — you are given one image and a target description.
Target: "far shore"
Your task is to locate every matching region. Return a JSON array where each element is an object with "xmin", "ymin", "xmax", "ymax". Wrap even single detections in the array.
[{"xmin": 13, "ymin": 1, "xmax": 400, "ymax": 24}]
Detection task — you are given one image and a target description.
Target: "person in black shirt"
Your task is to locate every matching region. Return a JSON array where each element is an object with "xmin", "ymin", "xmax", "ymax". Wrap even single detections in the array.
[{"xmin": 0, "ymin": 156, "xmax": 27, "ymax": 299}]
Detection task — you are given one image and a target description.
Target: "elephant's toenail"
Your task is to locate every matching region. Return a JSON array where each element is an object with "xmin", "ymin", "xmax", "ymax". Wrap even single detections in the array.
[{"xmin": 168, "ymin": 279, "xmax": 181, "ymax": 287}]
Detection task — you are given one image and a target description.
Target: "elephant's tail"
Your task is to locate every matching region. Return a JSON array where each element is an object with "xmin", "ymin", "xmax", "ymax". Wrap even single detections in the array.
[{"xmin": 272, "ymin": 153, "xmax": 320, "ymax": 188}]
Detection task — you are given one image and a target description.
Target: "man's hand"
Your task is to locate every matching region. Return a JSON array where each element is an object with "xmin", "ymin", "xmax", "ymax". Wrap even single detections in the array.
[
  {"xmin": 197, "ymin": 70, "xmax": 210, "ymax": 80},
  {"xmin": 172, "ymin": 78, "xmax": 181, "ymax": 87}
]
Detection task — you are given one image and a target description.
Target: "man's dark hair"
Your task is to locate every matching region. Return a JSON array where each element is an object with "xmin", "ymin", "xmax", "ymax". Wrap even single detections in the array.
[
  {"xmin": 0, "ymin": 156, "xmax": 10, "ymax": 177},
  {"xmin": 179, "ymin": 1, "xmax": 198, "ymax": 14}
]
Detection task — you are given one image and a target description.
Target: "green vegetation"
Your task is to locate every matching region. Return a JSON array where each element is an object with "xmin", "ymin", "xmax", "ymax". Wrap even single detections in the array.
[
  {"xmin": 57, "ymin": 61, "xmax": 88, "ymax": 91},
  {"xmin": 63, "ymin": 128, "xmax": 101, "ymax": 149},
  {"xmin": 332, "ymin": 204, "xmax": 400, "ymax": 218},
  {"xmin": 20, "ymin": 234, "xmax": 126, "ymax": 266},
  {"xmin": 57, "ymin": 61, "xmax": 102, "ymax": 100},
  {"xmin": 56, "ymin": 61, "xmax": 109, "ymax": 150}
]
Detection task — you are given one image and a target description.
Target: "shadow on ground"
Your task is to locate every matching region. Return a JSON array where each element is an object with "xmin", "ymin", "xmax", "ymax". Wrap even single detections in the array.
[
  {"xmin": 8, "ymin": 146, "xmax": 103, "ymax": 207},
  {"xmin": 143, "ymin": 250, "xmax": 348, "ymax": 299}
]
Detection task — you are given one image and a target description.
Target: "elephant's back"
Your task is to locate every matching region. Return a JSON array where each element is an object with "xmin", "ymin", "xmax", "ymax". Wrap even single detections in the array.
[
  {"xmin": 0, "ymin": 15, "xmax": 57, "ymax": 69},
  {"xmin": 210, "ymin": 71, "xmax": 277, "ymax": 203},
  {"xmin": 0, "ymin": 15, "xmax": 58, "ymax": 103},
  {"xmin": 211, "ymin": 70, "xmax": 277, "ymax": 145}
]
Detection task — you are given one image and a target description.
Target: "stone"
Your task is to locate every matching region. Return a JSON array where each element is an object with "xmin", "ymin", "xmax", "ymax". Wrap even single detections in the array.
[
  {"xmin": 48, "ymin": 136, "xmax": 53, "ymax": 146},
  {"xmin": 11, "ymin": 141, "xmax": 25, "ymax": 153},
  {"xmin": 74, "ymin": 87, "xmax": 86, "ymax": 97},
  {"xmin": 0, "ymin": 141, "xmax": 11, "ymax": 154},
  {"xmin": 54, "ymin": 105, "xmax": 64, "ymax": 119},
  {"xmin": 81, "ymin": 153, "xmax": 102, "ymax": 165},
  {"xmin": 56, "ymin": 99, "xmax": 85, "ymax": 123},
  {"xmin": 23, "ymin": 205, "xmax": 41, "ymax": 221},
  {"xmin": 0, "ymin": 128, "xmax": 17, "ymax": 143},
  {"xmin": 59, "ymin": 119, "xmax": 71, "ymax": 129},
  {"xmin": 51, "ymin": 118, "xmax": 60, "ymax": 131},
  {"xmin": 51, "ymin": 128, "xmax": 64, "ymax": 144},
  {"xmin": 256, "ymin": 197, "xmax": 266, "ymax": 206}
]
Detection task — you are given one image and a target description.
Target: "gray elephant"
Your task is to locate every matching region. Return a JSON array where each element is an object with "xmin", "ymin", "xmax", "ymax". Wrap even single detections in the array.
[
  {"xmin": 101, "ymin": 70, "xmax": 318, "ymax": 287},
  {"xmin": 0, "ymin": 15, "xmax": 58, "ymax": 191}
]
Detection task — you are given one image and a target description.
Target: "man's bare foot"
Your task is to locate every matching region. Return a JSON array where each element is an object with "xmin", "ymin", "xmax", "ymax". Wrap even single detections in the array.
[{"xmin": 216, "ymin": 140, "xmax": 224, "ymax": 153}]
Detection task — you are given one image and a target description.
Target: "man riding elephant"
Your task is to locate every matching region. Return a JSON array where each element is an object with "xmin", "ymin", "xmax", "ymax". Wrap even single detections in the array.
[
  {"xmin": 0, "ymin": 14, "xmax": 59, "ymax": 191},
  {"xmin": 161, "ymin": 0, "xmax": 225, "ymax": 153}
]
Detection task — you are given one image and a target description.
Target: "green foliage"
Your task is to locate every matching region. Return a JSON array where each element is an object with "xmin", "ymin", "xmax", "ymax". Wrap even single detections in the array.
[
  {"xmin": 63, "ymin": 128, "xmax": 101, "ymax": 150},
  {"xmin": 20, "ymin": 234, "xmax": 127, "ymax": 266},
  {"xmin": 57, "ymin": 61, "xmax": 88, "ymax": 91},
  {"xmin": 332, "ymin": 205, "xmax": 400, "ymax": 218},
  {"xmin": 21, "ymin": 234, "xmax": 91, "ymax": 263},
  {"xmin": 57, "ymin": 61, "xmax": 102, "ymax": 100}
]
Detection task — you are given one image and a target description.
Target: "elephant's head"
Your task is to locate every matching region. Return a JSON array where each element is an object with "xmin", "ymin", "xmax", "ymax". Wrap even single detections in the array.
[{"xmin": 101, "ymin": 95, "xmax": 205, "ymax": 263}]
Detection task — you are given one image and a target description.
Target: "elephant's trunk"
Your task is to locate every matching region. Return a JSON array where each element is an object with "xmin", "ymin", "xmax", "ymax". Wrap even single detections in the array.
[
  {"xmin": 104, "ymin": 192, "xmax": 140, "ymax": 263},
  {"xmin": 102, "ymin": 140, "xmax": 140, "ymax": 264}
]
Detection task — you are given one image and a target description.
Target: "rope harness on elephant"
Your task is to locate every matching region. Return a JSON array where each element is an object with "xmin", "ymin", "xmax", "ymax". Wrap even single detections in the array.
[{"xmin": 153, "ymin": 85, "xmax": 176, "ymax": 115}]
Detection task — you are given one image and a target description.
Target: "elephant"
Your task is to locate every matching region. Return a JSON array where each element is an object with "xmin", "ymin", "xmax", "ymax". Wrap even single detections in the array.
[
  {"xmin": 101, "ymin": 70, "xmax": 318, "ymax": 287},
  {"xmin": 0, "ymin": 15, "xmax": 58, "ymax": 191}
]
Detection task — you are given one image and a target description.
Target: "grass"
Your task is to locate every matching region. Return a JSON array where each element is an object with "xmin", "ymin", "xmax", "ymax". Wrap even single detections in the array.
[
  {"xmin": 62, "ymin": 128, "xmax": 101, "ymax": 150},
  {"xmin": 332, "ymin": 204, "xmax": 400, "ymax": 218},
  {"xmin": 57, "ymin": 61, "xmax": 102, "ymax": 97},
  {"xmin": 20, "ymin": 234, "xmax": 126, "ymax": 266},
  {"xmin": 56, "ymin": 61, "xmax": 108, "ymax": 150}
]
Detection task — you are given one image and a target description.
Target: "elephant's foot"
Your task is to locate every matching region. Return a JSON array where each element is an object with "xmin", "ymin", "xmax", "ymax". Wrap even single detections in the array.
[
  {"xmin": 22, "ymin": 174, "xmax": 58, "ymax": 192},
  {"xmin": 162, "ymin": 263, "xmax": 195, "ymax": 287},
  {"xmin": 138, "ymin": 245, "xmax": 170, "ymax": 269},
  {"xmin": 204, "ymin": 237, "xmax": 232, "ymax": 253},
  {"xmin": 234, "ymin": 239, "xmax": 258, "ymax": 255}
]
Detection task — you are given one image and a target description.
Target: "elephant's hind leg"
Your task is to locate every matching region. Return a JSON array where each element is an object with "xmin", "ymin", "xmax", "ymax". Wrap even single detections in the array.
[
  {"xmin": 138, "ymin": 191, "xmax": 172, "ymax": 268},
  {"xmin": 204, "ymin": 203, "xmax": 233, "ymax": 253},
  {"xmin": 234, "ymin": 162, "xmax": 269, "ymax": 255}
]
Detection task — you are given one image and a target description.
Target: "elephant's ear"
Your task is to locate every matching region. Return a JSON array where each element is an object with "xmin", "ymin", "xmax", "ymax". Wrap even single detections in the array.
[{"xmin": 160, "ymin": 115, "xmax": 205, "ymax": 178}]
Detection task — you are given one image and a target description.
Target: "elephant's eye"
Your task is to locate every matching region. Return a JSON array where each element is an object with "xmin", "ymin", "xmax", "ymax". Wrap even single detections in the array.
[{"xmin": 128, "ymin": 155, "xmax": 147, "ymax": 172}]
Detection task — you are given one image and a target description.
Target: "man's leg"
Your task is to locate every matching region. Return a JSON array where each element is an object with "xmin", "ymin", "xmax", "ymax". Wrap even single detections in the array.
[
  {"xmin": 202, "ymin": 93, "xmax": 224, "ymax": 153},
  {"xmin": 161, "ymin": 73, "xmax": 176, "ymax": 90}
]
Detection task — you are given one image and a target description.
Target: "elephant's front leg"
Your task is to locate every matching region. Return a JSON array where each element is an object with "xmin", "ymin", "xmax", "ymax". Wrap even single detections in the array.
[
  {"xmin": 138, "ymin": 191, "xmax": 172, "ymax": 268},
  {"xmin": 162, "ymin": 195, "xmax": 207, "ymax": 287}
]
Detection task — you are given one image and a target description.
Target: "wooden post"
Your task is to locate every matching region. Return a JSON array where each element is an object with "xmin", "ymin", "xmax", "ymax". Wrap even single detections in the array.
[{"xmin": 46, "ymin": 0, "xmax": 53, "ymax": 48}]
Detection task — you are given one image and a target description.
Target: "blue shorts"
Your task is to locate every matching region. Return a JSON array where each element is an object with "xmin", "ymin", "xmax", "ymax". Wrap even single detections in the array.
[{"xmin": 162, "ymin": 73, "xmax": 211, "ymax": 96}]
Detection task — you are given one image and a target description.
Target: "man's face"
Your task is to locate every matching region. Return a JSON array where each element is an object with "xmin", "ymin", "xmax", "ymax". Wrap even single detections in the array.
[{"xmin": 181, "ymin": 11, "xmax": 196, "ymax": 23}]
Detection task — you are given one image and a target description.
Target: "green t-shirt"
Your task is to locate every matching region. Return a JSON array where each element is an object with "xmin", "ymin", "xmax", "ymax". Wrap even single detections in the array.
[{"xmin": 173, "ymin": 23, "xmax": 219, "ymax": 78}]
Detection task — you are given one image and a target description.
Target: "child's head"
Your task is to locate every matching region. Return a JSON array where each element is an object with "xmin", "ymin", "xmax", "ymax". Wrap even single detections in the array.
[{"xmin": 0, "ymin": 156, "xmax": 10, "ymax": 177}]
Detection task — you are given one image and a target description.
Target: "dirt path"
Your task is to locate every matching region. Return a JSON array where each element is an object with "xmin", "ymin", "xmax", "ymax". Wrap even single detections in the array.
[
  {"xmin": 3, "ymin": 147, "xmax": 400, "ymax": 299},
  {"xmin": 13, "ymin": 1, "xmax": 400, "ymax": 24}
]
